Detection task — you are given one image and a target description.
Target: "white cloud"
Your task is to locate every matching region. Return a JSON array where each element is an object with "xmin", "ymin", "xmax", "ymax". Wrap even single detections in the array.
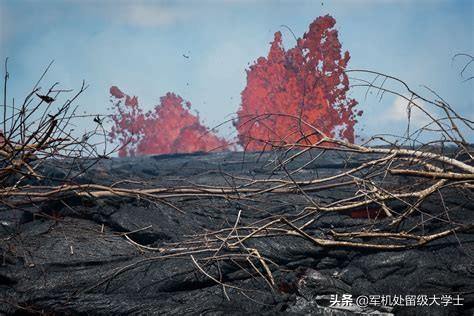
[
  {"xmin": 79, "ymin": 1, "xmax": 193, "ymax": 28},
  {"xmin": 0, "ymin": 4, "xmax": 12, "ymax": 42},
  {"xmin": 120, "ymin": 3, "xmax": 191, "ymax": 28},
  {"xmin": 384, "ymin": 95, "xmax": 431, "ymax": 128}
]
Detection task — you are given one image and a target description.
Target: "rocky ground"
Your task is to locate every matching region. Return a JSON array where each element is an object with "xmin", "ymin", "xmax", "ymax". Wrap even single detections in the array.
[{"xmin": 1, "ymin": 151, "xmax": 473, "ymax": 315}]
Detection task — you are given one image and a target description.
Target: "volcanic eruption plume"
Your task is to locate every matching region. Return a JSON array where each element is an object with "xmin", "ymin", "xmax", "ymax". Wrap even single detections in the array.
[{"xmin": 109, "ymin": 86, "xmax": 231, "ymax": 157}]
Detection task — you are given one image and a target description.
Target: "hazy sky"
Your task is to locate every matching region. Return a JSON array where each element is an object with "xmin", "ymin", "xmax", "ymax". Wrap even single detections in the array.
[{"xmin": 1, "ymin": 0, "xmax": 473, "ymax": 144}]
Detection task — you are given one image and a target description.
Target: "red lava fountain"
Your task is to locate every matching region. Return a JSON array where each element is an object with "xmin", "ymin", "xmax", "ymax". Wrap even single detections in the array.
[
  {"xmin": 109, "ymin": 87, "xmax": 231, "ymax": 157},
  {"xmin": 235, "ymin": 15, "xmax": 362, "ymax": 151}
]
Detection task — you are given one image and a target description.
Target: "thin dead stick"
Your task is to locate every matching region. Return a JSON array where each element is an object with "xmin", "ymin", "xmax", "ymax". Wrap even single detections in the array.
[
  {"xmin": 389, "ymin": 169, "xmax": 474, "ymax": 180},
  {"xmin": 280, "ymin": 217, "xmax": 472, "ymax": 249},
  {"xmin": 210, "ymin": 210, "xmax": 242, "ymax": 260},
  {"xmin": 249, "ymin": 248, "xmax": 275, "ymax": 286},
  {"xmin": 190, "ymin": 255, "xmax": 243, "ymax": 301}
]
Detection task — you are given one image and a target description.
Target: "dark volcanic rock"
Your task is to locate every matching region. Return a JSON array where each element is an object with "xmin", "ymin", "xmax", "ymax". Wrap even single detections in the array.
[{"xmin": 1, "ymin": 151, "xmax": 473, "ymax": 315}]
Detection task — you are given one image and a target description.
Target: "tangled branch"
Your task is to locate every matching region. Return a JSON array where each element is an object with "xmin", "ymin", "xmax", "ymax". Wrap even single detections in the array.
[{"xmin": 1, "ymin": 62, "xmax": 472, "ymax": 301}]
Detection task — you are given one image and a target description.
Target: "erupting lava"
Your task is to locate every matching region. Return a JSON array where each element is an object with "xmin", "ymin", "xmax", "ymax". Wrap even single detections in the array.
[
  {"xmin": 109, "ymin": 15, "xmax": 361, "ymax": 156},
  {"xmin": 235, "ymin": 15, "xmax": 362, "ymax": 151},
  {"xmin": 109, "ymin": 87, "xmax": 231, "ymax": 157}
]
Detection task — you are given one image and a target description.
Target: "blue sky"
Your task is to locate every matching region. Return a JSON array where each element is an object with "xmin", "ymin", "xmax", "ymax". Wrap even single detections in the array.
[{"xmin": 1, "ymin": 0, "xmax": 473, "ymax": 145}]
